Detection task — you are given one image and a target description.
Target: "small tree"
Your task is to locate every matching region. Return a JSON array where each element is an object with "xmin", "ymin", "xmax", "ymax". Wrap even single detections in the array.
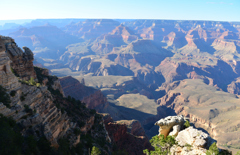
[
  {"xmin": 143, "ymin": 134, "xmax": 177, "ymax": 155},
  {"xmin": 91, "ymin": 146, "xmax": 101, "ymax": 155},
  {"xmin": 206, "ymin": 142, "xmax": 219, "ymax": 155}
]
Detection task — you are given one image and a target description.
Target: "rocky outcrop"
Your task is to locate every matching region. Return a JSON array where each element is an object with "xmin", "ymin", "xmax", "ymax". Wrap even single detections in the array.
[
  {"xmin": 154, "ymin": 116, "xmax": 216, "ymax": 155},
  {"xmin": 18, "ymin": 84, "xmax": 71, "ymax": 145},
  {"xmin": 170, "ymin": 126, "xmax": 216, "ymax": 155},
  {"xmin": 0, "ymin": 36, "xmax": 21, "ymax": 90},
  {"xmin": 176, "ymin": 126, "xmax": 210, "ymax": 148},
  {"xmin": 154, "ymin": 115, "xmax": 185, "ymax": 138},
  {"xmin": 170, "ymin": 145, "xmax": 207, "ymax": 155},
  {"xmin": 4, "ymin": 38, "xmax": 36, "ymax": 81},
  {"xmin": 103, "ymin": 114, "xmax": 152, "ymax": 155},
  {"xmin": 82, "ymin": 90, "xmax": 108, "ymax": 110},
  {"xmin": 121, "ymin": 119, "xmax": 146, "ymax": 137}
]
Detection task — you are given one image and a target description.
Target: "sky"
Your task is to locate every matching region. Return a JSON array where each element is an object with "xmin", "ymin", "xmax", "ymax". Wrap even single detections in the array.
[{"xmin": 0, "ymin": 0, "xmax": 239, "ymax": 22}]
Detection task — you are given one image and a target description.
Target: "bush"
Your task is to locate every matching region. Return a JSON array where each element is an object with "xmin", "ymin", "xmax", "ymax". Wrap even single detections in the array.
[
  {"xmin": 0, "ymin": 86, "xmax": 11, "ymax": 108},
  {"xmin": 10, "ymin": 90, "xmax": 16, "ymax": 97},
  {"xmin": 19, "ymin": 77, "xmax": 40, "ymax": 87},
  {"xmin": 91, "ymin": 146, "xmax": 101, "ymax": 155},
  {"xmin": 184, "ymin": 120, "xmax": 191, "ymax": 128},
  {"xmin": 20, "ymin": 92, "xmax": 27, "ymax": 102},
  {"xmin": 20, "ymin": 95, "xmax": 25, "ymax": 101},
  {"xmin": 206, "ymin": 142, "xmax": 219, "ymax": 155},
  {"xmin": 29, "ymin": 77, "xmax": 36, "ymax": 85},
  {"xmin": 143, "ymin": 134, "xmax": 177, "ymax": 155},
  {"xmin": 24, "ymin": 104, "xmax": 33, "ymax": 114}
]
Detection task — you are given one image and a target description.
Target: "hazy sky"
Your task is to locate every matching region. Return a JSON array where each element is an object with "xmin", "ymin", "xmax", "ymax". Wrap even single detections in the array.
[{"xmin": 1, "ymin": 0, "xmax": 239, "ymax": 21}]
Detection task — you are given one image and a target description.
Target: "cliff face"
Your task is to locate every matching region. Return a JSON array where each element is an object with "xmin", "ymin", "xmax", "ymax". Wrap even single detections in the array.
[
  {"xmin": 59, "ymin": 76, "xmax": 108, "ymax": 110},
  {"xmin": 0, "ymin": 36, "xmax": 110, "ymax": 154},
  {"xmin": 0, "ymin": 36, "xmax": 78, "ymax": 145},
  {"xmin": 0, "ymin": 36, "xmax": 21, "ymax": 90}
]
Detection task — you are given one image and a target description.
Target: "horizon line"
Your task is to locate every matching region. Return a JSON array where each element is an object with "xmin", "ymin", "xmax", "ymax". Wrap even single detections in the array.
[{"xmin": 0, "ymin": 18, "xmax": 240, "ymax": 23}]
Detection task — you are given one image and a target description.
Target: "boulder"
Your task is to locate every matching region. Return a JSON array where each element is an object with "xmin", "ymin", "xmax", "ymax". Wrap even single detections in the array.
[
  {"xmin": 169, "ymin": 124, "xmax": 181, "ymax": 137},
  {"xmin": 154, "ymin": 115, "xmax": 185, "ymax": 137},
  {"xmin": 176, "ymin": 126, "xmax": 209, "ymax": 148}
]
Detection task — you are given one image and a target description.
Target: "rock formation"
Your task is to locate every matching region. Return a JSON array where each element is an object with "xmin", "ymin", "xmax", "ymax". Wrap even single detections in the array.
[
  {"xmin": 176, "ymin": 126, "xmax": 210, "ymax": 148},
  {"xmin": 0, "ymin": 36, "xmax": 111, "ymax": 154},
  {"xmin": 0, "ymin": 36, "xmax": 21, "ymax": 90},
  {"xmin": 0, "ymin": 36, "xmax": 74, "ymax": 145},
  {"xmin": 154, "ymin": 116, "xmax": 217, "ymax": 155},
  {"xmin": 5, "ymin": 39, "xmax": 36, "ymax": 81},
  {"xmin": 154, "ymin": 115, "xmax": 186, "ymax": 138},
  {"xmin": 103, "ymin": 114, "xmax": 152, "ymax": 155}
]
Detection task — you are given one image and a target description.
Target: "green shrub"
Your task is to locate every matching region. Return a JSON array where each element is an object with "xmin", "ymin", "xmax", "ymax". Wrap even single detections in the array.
[
  {"xmin": 10, "ymin": 90, "xmax": 16, "ymax": 97},
  {"xmin": 206, "ymin": 142, "xmax": 219, "ymax": 155},
  {"xmin": 36, "ymin": 83, "xmax": 41, "ymax": 87},
  {"xmin": 29, "ymin": 77, "xmax": 36, "ymax": 85},
  {"xmin": 185, "ymin": 143, "xmax": 192, "ymax": 151},
  {"xmin": 0, "ymin": 86, "xmax": 11, "ymax": 108},
  {"xmin": 184, "ymin": 120, "xmax": 191, "ymax": 128},
  {"xmin": 143, "ymin": 134, "xmax": 177, "ymax": 155},
  {"xmin": 24, "ymin": 104, "xmax": 33, "ymax": 114},
  {"xmin": 20, "ymin": 92, "xmax": 27, "ymax": 101},
  {"xmin": 91, "ymin": 146, "xmax": 101, "ymax": 155},
  {"xmin": 20, "ymin": 95, "xmax": 25, "ymax": 101}
]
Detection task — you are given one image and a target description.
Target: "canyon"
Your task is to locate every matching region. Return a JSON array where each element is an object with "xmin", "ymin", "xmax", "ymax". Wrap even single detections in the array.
[
  {"xmin": 0, "ymin": 35, "xmax": 152, "ymax": 154},
  {"xmin": 1, "ymin": 19, "xmax": 240, "ymax": 153}
]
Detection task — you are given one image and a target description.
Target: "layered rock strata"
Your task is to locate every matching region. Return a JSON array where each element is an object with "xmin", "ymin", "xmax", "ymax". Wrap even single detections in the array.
[
  {"xmin": 0, "ymin": 36, "xmax": 109, "ymax": 150},
  {"xmin": 4, "ymin": 38, "xmax": 36, "ymax": 81},
  {"xmin": 0, "ymin": 36, "xmax": 21, "ymax": 90}
]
